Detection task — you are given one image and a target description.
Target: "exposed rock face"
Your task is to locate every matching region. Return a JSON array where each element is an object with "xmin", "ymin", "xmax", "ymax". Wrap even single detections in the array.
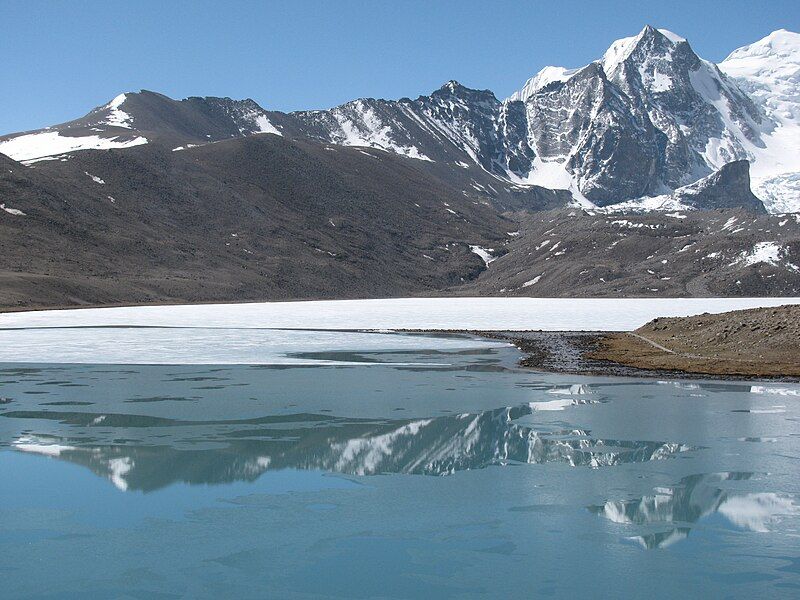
[
  {"xmin": 511, "ymin": 26, "xmax": 763, "ymax": 205},
  {"xmin": 673, "ymin": 160, "xmax": 765, "ymax": 213}
]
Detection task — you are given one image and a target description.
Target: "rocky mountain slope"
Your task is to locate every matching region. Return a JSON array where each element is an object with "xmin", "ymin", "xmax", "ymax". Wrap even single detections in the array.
[
  {"xmin": 0, "ymin": 137, "xmax": 510, "ymax": 308},
  {"xmin": 459, "ymin": 208, "xmax": 800, "ymax": 297},
  {"xmin": 4, "ymin": 132, "xmax": 794, "ymax": 309},
  {"xmin": 2, "ymin": 26, "xmax": 797, "ymax": 213}
]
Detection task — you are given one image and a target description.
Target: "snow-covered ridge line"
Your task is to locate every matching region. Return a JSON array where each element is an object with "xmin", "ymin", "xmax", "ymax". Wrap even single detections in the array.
[{"xmin": 1, "ymin": 297, "xmax": 797, "ymax": 332}]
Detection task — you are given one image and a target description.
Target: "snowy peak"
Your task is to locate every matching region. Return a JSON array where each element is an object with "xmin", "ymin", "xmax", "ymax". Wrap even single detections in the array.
[
  {"xmin": 510, "ymin": 25, "xmax": 690, "ymax": 103},
  {"xmin": 601, "ymin": 25, "xmax": 688, "ymax": 79},
  {"xmin": 0, "ymin": 91, "xmax": 150, "ymax": 163},
  {"xmin": 505, "ymin": 25, "xmax": 780, "ymax": 207},
  {"xmin": 723, "ymin": 29, "xmax": 800, "ymax": 63},
  {"xmin": 432, "ymin": 80, "xmax": 498, "ymax": 104},
  {"xmin": 719, "ymin": 29, "xmax": 800, "ymax": 213},
  {"xmin": 89, "ymin": 93, "xmax": 135, "ymax": 129},
  {"xmin": 720, "ymin": 29, "xmax": 800, "ymax": 99}
]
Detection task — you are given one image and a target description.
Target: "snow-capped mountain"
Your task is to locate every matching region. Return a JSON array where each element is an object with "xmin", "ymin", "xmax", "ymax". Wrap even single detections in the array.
[
  {"xmin": 285, "ymin": 81, "xmax": 535, "ymax": 174},
  {"xmin": 509, "ymin": 26, "xmax": 766, "ymax": 205},
  {"xmin": 282, "ymin": 25, "xmax": 792, "ymax": 210},
  {"xmin": 719, "ymin": 29, "xmax": 800, "ymax": 213},
  {"xmin": 0, "ymin": 91, "xmax": 284, "ymax": 162},
  {"xmin": 1, "ymin": 26, "xmax": 798, "ymax": 213}
]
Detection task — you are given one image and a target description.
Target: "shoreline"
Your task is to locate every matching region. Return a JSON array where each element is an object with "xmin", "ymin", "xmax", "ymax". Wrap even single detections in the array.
[{"xmin": 418, "ymin": 330, "xmax": 800, "ymax": 382}]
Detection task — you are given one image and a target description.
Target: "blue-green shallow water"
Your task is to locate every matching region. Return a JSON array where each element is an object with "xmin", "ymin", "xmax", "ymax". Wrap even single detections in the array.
[{"xmin": 1, "ymin": 338, "xmax": 799, "ymax": 598}]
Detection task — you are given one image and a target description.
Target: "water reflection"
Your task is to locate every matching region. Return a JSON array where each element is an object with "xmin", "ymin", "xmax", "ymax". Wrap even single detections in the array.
[
  {"xmin": 589, "ymin": 472, "xmax": 798, "ymax": 549},
  {"xmin": 8, "ymin": 403, "xmax": 693, "ymax": 491}
]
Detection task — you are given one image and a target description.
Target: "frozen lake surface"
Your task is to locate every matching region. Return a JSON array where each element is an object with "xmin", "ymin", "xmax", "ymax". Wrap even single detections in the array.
[
  {"xmin": 2, "ymin": 296, "xmax": 797, "ymax": 366},
  {"xmin": 0, "ymin": 327, "xmax": 506, "ymax": 365},
  {"xmin": 2, "ymin": 296, "xmax": 798, "ymax": 331},
  {"xmin": 1, "ymin": 330, "xmax": 799, "ymax": 598}
]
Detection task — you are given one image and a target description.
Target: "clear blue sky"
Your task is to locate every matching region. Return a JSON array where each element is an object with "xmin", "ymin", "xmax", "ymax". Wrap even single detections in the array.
[{"xmin": 2, "ymin": 0, "xmax": 798, "ymax": 133}]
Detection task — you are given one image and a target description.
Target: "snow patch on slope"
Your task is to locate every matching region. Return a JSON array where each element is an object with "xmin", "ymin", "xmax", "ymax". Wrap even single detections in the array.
[
  {"xmin": 730, "ymin": 241, "xmax": 799, "ymax": 271},
  {"xmin": 332, "ymin": 101, "xmax": 432, "ymax": 161},
  {"xmin": 1, "ymin": 203, "xmax": 26, "ymax": 216},
  {"xmin": 594, "ymin": 194, "xmax": 693, "ymax": 214},
  {"xmin": 254, "ymin": 115, "xmax": 282, "ymax": 136},
  {"xmin": 0, "ymin": 131, "xmax": 148, "ymax": 163},
  {"xmin": 469, "ymin": 245, "xmax": 496, "ymax": 266},
  {"xmin": 101, "ymin": 93, "xmax": 134, "ymax": 128}
]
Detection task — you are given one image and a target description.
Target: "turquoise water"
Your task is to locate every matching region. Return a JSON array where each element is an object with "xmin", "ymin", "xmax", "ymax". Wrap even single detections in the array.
[{"xmin": 1, "ymin": 334, "xmax": 799, "ymax": 598}]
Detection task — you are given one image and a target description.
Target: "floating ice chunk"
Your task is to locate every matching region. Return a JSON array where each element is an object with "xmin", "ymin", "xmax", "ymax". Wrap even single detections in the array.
[
  {"xmin": 750, "ymin": 386, "xmax": 800, "ymax": 396},
  {"xmin": 548, "ymin": 384, "xmax": 593, "ymax": 395},
  {"xmin": 12, "ymin": 436, "xmax": 78, "ymax": 457}
]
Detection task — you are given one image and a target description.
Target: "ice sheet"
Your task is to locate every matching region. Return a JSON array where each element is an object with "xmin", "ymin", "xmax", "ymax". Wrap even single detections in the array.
[
  {"xmin": 0, "ymin": 327, "xmax": 504, "ymax": 365},
  {"xmin": 1, "ymin": 297, "xmax": 797, "ymax": 332}
]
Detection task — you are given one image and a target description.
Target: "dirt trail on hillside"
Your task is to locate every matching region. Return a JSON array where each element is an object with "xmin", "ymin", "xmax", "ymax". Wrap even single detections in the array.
[{"xmin": 590, "ymin": 304, "xmax": 800, "ymax": 377}]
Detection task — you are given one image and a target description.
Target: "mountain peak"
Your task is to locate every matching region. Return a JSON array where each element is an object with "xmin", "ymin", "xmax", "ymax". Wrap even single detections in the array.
[
  {"xmin": 432, "ymin": 80, "xmax": 497, "ymax": 103},
  {"xmin": 601, "ymin": 25, "xmax": 688, "ymax": 76},
  {"xmin": 723, "ymin": 28, "xmax": 800, "ymax": 63},
  {"xmin": 440, "ymin": 80, "xmax": 464, "ymax": 92}
]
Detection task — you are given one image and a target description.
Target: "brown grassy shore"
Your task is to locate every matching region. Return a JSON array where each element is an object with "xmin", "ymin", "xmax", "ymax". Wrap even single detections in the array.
[{"xmin": 589, "ymin": 304, "xmax": 800, "ymax": 378}]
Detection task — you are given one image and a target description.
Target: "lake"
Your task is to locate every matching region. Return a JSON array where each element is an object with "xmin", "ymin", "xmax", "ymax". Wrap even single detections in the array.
[{"xmin": 1, "ymin": 327, "xmax": 799, "ymax": 598}]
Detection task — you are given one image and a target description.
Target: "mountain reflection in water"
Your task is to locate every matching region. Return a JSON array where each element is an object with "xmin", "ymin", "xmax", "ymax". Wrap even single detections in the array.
[
  {"xmin": 8, "ymin": 402, "xmax": 693, "ymax": 491},
  {"xmin": 589, "ymin": 472, "xmax": 799, "ymax": 549}
]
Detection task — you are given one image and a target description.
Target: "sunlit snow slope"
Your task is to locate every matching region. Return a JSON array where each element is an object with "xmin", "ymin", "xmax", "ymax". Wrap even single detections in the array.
[{"xmin": 720, "ymin": 30, "xmax": 800, "ymax": 213}]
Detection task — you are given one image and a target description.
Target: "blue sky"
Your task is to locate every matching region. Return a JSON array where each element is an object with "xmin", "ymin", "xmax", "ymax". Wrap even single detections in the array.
[{"xmin": 2, "ymin": 0, "xmax": 798, "ymax": 133}]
